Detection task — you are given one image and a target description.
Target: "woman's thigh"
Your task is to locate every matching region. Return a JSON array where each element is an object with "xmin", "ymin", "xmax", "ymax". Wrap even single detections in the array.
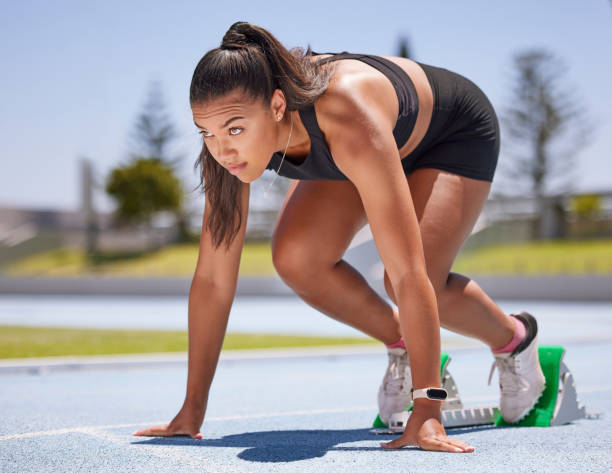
[
  {"xmin": 271, "ymin": 167, "xmax": 491, "ymax": 296},
  {"xmin": 271, "ymin": 179, "xmax": 368, "ymax": 275}
]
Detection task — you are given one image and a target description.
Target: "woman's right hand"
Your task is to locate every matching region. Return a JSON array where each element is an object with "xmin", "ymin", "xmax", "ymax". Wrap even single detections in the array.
[
  {"xmin": 380, "ymin": 404, "xmax": 474, "ymax": 453},
  {"xmin": 132, "ymin": 403, "xmax": 205, "ymax": 439}
]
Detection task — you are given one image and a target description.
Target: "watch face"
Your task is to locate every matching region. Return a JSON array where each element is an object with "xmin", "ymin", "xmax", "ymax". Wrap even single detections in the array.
[{"xmin": 426, "ymin": 388, "xmax": 448, "ymax": 400}]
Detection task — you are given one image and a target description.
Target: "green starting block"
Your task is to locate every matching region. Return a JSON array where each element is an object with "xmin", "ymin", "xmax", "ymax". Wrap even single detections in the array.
[{"xmin": 371, "ymin": 346, "xmax": 588, "ymax": 434}]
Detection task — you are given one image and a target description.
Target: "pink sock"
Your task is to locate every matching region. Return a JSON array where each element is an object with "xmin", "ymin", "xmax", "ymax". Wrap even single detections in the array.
[
  {"xmin": 492, "ymin": 316, "xmax": 526, "ymax": 353},
  {"xmin": 386, "ymin": 336, "xmax": 406, "ymax": 350}
]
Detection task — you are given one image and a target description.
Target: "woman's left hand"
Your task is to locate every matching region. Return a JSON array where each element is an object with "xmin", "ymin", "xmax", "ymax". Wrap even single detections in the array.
[{"xmin": 380, "ymin": 406, "xmax": 475, "ymax": 453}]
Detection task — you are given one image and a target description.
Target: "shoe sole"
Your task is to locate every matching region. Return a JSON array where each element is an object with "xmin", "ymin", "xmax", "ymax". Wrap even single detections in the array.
[{"xmin": 510, "ymin": 378, "xmax": 547, "ymax": 423}]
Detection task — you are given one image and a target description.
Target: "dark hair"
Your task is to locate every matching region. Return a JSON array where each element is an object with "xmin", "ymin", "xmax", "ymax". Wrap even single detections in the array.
[{"xmin": 190, "ymin": 21, "xmax": 335, "ymax": 251}]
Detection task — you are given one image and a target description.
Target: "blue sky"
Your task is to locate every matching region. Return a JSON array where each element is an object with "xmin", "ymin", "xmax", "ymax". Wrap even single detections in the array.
[{"xmin": 1, "ymin": 0, "xmax": 610, "ymax": 213}]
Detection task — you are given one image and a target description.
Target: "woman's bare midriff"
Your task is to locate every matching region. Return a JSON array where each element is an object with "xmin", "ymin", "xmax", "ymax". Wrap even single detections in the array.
[{"xmin": 311, "ymin": 53, "xmax": 434, "ymax": 160}]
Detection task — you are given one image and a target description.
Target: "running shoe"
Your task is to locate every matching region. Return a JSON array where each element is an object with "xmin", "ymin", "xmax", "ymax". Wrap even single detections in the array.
[
  {"xmin": 488, "ymin": 312, "xmax": 547, "ymax": 423},
  {"xmin": 377, "ymin": 347, "xmax": 412, "ymax": 425}
]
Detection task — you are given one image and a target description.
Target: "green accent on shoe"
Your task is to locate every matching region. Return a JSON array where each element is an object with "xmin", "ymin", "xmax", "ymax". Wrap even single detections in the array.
[
  {"xmin": 440, "ymin": 352, "xmax": 450, "ymax": 379},
  {"xmin": 494, "ymin": 345, "xmax": 564, "ymax": 427},
  {"xmin": 372, "ymin": 413, "xmax": 386, "ymax": 428},
  {"xmin": 372, "ymin": 351, "xmax": 450, "ymax": 428}
]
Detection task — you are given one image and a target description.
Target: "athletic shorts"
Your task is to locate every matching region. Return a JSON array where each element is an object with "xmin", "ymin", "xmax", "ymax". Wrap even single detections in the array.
[{"xmin": 401, "ymin": 62, "xmax": 501, "ymax": 182}]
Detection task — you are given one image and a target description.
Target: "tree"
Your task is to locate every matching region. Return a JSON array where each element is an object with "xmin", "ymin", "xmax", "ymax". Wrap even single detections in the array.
[
  {"xmin": 496, "ymin": 48, "xmax": 594, "ymax": 239},
  {"xmin": 105, "ymin": 158, "xmax": 184, "ymax": 249},
  {"xmin": 396, "ymin": 36, "xmax": 413, "ymax": 59},
  {"xmin": 129, "ymin": 79, "xmax": 182, "ymax": 170},
  {"xmin": 128, "ymin": 79, "xmax": 193, "ymax": 243}
]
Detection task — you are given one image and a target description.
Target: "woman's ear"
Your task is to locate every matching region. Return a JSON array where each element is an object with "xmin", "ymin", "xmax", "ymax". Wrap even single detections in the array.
[{"xmin": 269, "ymin": 88, "xmax": 287, "ymax": 120}]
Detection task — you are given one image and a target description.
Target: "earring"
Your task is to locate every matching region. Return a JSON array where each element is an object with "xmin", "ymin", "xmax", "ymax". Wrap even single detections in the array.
[{"xmin": 277, "ymin": 114, "xmax": 282, "ymax": 121}]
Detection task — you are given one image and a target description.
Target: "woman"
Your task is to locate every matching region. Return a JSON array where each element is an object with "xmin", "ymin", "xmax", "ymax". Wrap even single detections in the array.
[{"xmin": 134, "ymin": 21, "xmax": 546, "ymax": 453}]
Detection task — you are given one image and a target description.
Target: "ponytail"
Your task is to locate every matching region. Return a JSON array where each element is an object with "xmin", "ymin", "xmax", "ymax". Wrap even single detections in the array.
[{"xmin": 190, "ymin": 21, "xmax": 335, "ymax": 250}]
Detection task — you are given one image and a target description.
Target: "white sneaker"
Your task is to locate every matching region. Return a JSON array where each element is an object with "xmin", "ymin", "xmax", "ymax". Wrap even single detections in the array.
[
  {"xmin": 488, "ymin": 312, "xmax": 546, "ymax": 423},
  {"xmin": 377, "ymin": 347, "xmax": 412, "ymax": 425}
]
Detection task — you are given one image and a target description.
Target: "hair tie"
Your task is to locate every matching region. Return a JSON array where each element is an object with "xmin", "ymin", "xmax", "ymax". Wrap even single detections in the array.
[{"xmin": 221, "ymin": 41, "xmax": 247, "ymax": 50}]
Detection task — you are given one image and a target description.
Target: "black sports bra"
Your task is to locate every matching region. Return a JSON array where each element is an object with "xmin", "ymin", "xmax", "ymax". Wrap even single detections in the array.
[{"xmin": 265, "ymin": 51, "xmax": 419, "ymax": 180}]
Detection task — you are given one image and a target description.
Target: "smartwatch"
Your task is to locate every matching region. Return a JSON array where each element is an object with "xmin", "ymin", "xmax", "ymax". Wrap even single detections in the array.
[{"xmin": 410, "ymin": 387, "xmax": 448, "ymax": 402}]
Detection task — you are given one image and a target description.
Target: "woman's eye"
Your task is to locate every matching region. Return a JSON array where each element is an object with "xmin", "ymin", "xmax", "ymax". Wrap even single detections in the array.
[{"xmin": 198, "ymin": 128, "xmax": 242, "ymax": 138}]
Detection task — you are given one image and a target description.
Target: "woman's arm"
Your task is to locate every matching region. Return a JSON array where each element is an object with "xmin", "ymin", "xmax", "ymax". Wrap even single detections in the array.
[
  {"xmin": 318, "ymin": 83, "xmax": 473, "ymax": 452},
  {"xmin": 320, "ymin": 85, "xmax": 441, "ymax": 400},
  {"xmin": 134, "ymin": 181, "xmax": 250, "ymax": 438},
  {"xmin": 185, "ymin": 180, "xmax": 251, "ymax": 410}
]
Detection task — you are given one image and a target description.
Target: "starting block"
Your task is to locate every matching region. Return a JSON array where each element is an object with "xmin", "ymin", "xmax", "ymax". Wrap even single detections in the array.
[{"xmin": 371, "ymin": 345, "xmax": 591, "ymax": 434}]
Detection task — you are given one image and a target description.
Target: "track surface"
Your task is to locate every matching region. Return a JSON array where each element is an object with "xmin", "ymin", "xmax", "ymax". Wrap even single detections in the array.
[{"xmin": 1, "ymin": 339, "xmax": 610, "ymax": 472}]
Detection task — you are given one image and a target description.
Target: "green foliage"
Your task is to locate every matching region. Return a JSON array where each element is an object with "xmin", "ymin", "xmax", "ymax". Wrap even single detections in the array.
[
  {"xmin": 105, "ymin": 157, "xmax": 184, "ymax": 226},
  {"xmin": 0, "ymin": 326, "xmax": 377, "ymax": 358},
  {"xmin": 570, "ymin": 193, "xmax": 602, "ymax": 220},
  {"xmin": 6, "ymin": 239, "xmax": 612, "ymax": 278},
  {"xmin": 453, "ymin": 238, "xmax": 612, "ymax": 275},
  {"xmin": 2, "ymin": 242, "xmax": 277, "ymax": 277}
]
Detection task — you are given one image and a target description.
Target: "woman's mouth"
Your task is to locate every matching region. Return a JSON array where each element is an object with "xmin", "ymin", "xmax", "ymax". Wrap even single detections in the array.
[{"xmin": 228, "ymin": 162, "xmax": 247, "ymax": 174}]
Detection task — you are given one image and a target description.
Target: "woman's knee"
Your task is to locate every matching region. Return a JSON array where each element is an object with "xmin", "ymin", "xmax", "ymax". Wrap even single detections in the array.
[
  {"xmin": 271, "ymin": 240, "xmax": 299, "ymax": 281},
  {"xmin": 435, "ymin": 272, "xmax": 475, "ymax": 317},
  {"xmin": 271, "ymin": 240, "xmax": 320, "ymax": 287}
]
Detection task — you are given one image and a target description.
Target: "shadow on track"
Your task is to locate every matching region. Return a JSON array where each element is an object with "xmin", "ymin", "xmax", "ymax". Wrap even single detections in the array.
[{"xmin": 130, "ymin": 426, "xmax": 498, "ymax": 462}]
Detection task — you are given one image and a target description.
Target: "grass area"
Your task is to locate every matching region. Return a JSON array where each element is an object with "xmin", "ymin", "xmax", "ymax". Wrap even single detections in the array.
[
  {"xmin": 3, "ymin": 238, "xmax": 612, "ymax": 277},
  {"xmin": 452, "ymin": 238, "xmax": 612, "ymax": 275},
  {"xmin": 2, "ymin": 241, "xmax": 276, "ymax": 278},
  {"xmin": 0, "ymin": 325, "xmax": 377, "ymax": 359}
]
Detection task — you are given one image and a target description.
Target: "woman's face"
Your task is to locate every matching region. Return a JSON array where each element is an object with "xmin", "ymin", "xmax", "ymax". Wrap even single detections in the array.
[{"xmin": 191, "ymin": 89, "xmax": 285, "ymax": 183}]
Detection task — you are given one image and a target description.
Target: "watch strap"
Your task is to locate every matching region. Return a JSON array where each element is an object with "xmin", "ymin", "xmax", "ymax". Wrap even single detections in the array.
[{"xmin": 410, "ymin": 387, "xmax": 448, "ymax": 401}]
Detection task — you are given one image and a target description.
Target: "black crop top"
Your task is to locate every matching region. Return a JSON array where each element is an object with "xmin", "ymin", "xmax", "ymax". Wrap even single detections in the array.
[{"xmin": 265, "ymin": 51, "xmax": 419, "ymax": 180}]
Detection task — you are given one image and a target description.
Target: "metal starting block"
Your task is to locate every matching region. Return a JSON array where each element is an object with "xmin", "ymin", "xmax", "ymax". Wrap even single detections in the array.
[{"xmin": 371, "ymin": 345, "xmax": 593, "ymax": 434}]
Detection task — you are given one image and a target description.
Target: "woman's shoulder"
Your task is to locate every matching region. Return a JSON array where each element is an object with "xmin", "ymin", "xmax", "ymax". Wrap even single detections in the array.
[{"xmin": 311, "ymin": 63, "xmax": 398, "ymax": 142}]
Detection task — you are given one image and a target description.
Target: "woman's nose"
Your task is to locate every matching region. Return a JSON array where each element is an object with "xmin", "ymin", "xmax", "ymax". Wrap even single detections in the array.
[{"xmin": 210, "ymin": 140, "xmax": 234, "ymax": 161}]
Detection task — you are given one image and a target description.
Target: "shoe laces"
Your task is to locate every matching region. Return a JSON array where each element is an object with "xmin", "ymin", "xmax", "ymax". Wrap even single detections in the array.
[
  {"xmin": 383, "ymin": 350, "xmax": 410, "ymax": 395},
  {"xmin": 488, "ymin": 355, "xmax": 524, "ymax": 394}
]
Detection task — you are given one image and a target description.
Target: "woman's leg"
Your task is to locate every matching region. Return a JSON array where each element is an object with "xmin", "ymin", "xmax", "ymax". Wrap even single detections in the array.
[
  {"xmin": 272, "ymin": 170, "xmax": 515, "ymax": 351},
  {"xmin": 383, "ymin": 167, "xmax": 545, "ymax": 425},
  {"xmin": 382, "ymin": 167, "xmax": 515, "ymax": 350},
  {"xmin": 271, "ymin": 179, "xmax": 402, "ymax": 344},
  {"xmin": 272, "ymin": 167, "xmax": 542, "ymax": 426}
]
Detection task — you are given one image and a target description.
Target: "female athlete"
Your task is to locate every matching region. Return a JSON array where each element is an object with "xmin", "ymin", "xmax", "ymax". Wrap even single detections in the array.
[{"xmin": 134, "ymin": 21, "xmax": 546, "ymax": 454}]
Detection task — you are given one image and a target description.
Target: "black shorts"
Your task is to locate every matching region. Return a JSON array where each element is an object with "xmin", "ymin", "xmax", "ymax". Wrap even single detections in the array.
[{"xmin": 401, "ymin": 62, "xmax": 501, "ymax": 182}]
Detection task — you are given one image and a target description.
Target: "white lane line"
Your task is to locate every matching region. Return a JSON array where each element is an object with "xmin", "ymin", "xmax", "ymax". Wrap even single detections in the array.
[
  {"xmin": 0, "ymin": 405, "xmax": 377, "ymax": 441},
  {"xmin": 79, "ymin": 427, "xmax": 241, "ymax": 473},
  {"xmin": 0, "ymin": 426, "xmax": 100, "ymax": 441},
  {"xmin": 3, "ymin": 385, "xmax": 610, "ymax": 442}
]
